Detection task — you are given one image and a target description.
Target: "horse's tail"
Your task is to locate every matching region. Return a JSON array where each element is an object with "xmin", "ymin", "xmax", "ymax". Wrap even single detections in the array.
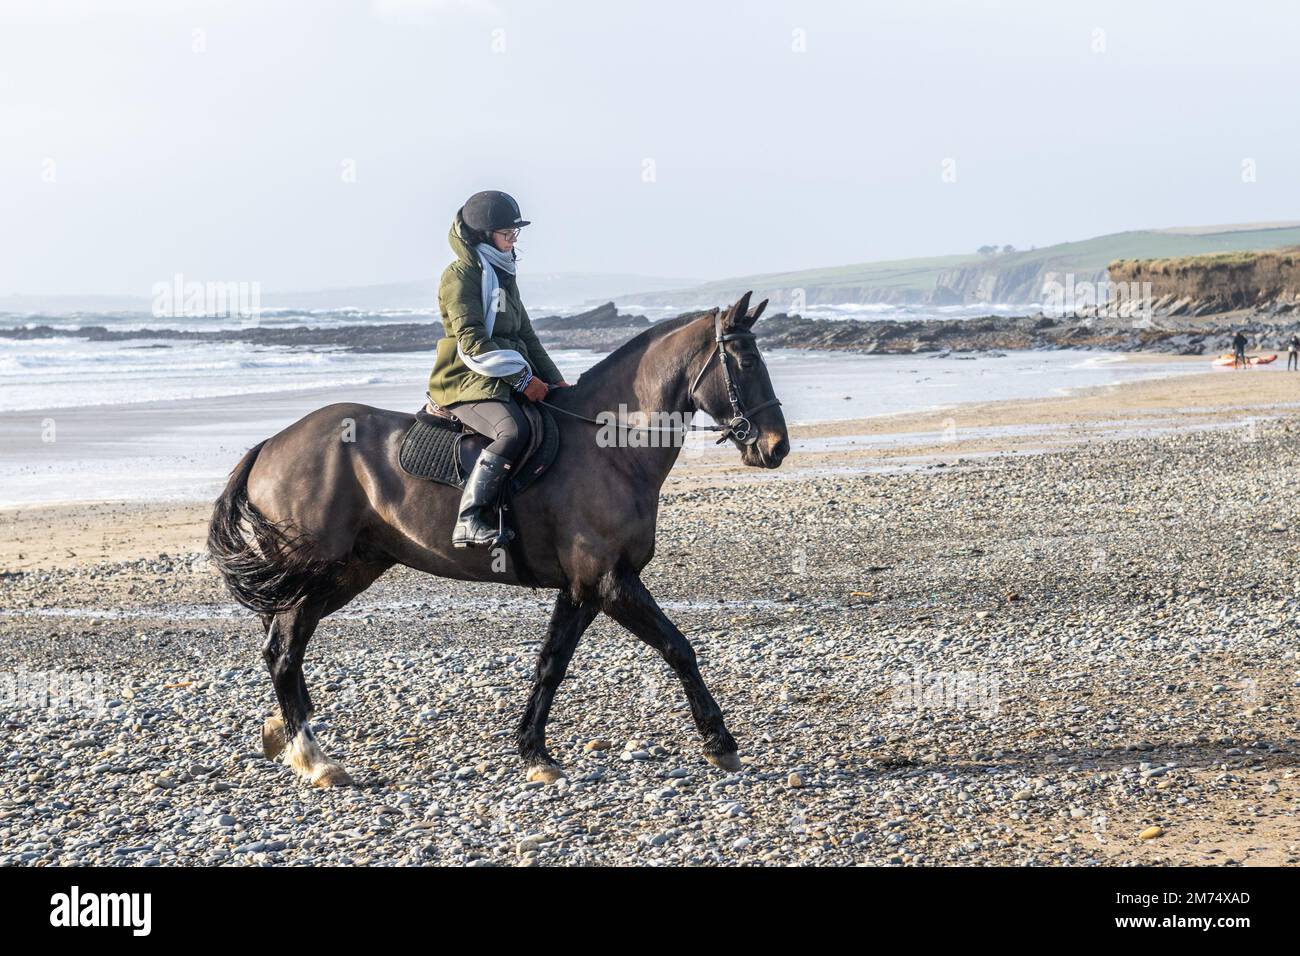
[{"xmin": 207, "ymin": 440, "xmax": 341, "ymax": 615}]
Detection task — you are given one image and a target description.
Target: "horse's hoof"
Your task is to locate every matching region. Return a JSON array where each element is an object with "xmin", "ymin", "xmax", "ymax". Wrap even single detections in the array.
[
  {"xmin": 705, "ymin": 751, "xmax": 742, "ymax": 772},
  {"xmin": 311, "ymin": 763, "xmax": 354, "ymax": 788},
  {"xmin": 526, "ymin": 764, "xmax": 566, "ymax": 785},
  {"xmin": 261, "ymin": 716, "xmax": 286, "ymax": 760}
]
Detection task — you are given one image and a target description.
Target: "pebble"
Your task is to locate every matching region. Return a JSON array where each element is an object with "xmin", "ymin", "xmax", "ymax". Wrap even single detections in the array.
[{"xmin": 1, "ymin": 424, "xmax": 1293, "ymax": 866}]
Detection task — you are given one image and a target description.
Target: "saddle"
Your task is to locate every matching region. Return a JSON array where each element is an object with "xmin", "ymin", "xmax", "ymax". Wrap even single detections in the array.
[{"xmin": 398, "ymin": 400, "xmax": 559, "ymax": 493}]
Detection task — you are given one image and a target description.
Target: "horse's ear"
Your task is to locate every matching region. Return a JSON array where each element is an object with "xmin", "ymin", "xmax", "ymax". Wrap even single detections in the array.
[
  {"xmin": 725, "ymin": 291, "xmax": 753, "ymax": 329},
  {"xmin": 743, "ymin": 298, "xmax": 768, "ymax": 328}
]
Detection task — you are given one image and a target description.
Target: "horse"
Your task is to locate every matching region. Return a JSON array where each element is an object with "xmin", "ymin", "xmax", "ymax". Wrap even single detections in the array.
[{"xmin": 207, "ymin": 291, "xmax": 789, "ymax": 787}]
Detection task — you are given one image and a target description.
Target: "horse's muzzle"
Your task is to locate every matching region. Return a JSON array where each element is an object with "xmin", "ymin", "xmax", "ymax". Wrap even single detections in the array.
[{"xmin": 745, "ymin": 434, "xmax": 789, "ymax": 468}]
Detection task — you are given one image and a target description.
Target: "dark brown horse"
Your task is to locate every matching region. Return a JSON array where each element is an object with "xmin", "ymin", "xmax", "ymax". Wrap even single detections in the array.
[{"xmin": 208, "ymin": 292, "xmax": 789, "ymax": 787}]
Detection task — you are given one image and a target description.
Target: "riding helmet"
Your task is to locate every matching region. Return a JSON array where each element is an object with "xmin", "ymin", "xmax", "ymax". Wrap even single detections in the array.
[{"xmin": 461, "ymin": 190, "xmax": 530, "ymax": 234}]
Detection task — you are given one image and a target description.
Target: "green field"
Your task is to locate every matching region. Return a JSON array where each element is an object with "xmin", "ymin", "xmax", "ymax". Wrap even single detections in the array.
[{"xmin": 622, "ymin": 223, "xmax": 1300, "ymax": 305}]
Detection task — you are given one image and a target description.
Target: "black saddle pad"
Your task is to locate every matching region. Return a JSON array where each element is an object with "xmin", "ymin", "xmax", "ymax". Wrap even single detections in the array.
[
  {"xmin": 398, "ymin": 403, "xmax": 559, "ymax": 494},
  {"xmin": 398, "ymin": 411, "xmax": 462, "ymax": 486}
]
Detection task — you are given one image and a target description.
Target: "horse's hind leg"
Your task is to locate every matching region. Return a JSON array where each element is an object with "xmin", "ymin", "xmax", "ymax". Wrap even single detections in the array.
[
  {"xmin": 261, "ymin": 602, "xmax": 352, "ymax": 788},
  {"xmin": 601, "ymin": 572, "xmax": 742, "ymax": 771},
  {"xmin": 259, "ymin": 670, "xmax": 313, "ymax": 760},
  {"xmin": 515, "ymin": 592, "xmax": 599, "ymax": 783},
  {"xmin": 258, "ymin": 611, "xmax": 314, "ymax": 759}
]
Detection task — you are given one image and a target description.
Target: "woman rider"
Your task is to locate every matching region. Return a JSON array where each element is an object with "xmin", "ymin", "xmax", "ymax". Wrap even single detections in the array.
[{"xmin": 428, "ymin": 190, "xmax": 570, "ymax": 548}]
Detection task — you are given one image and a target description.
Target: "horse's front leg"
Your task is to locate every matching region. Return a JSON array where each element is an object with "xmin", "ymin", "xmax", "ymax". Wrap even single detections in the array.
[
  {"xmin": 516, "ymin": 591, "xmax": 599, "ymax": 783},
  {"xmin": 601, "ymin": 572, "xmax": 741, "ymax": 770}
]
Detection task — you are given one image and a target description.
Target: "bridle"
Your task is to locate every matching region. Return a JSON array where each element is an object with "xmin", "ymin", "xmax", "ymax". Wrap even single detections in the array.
[
  {"xmin": 686, "ymin": 309, "xmax": 783, "ymax": 445},
  {"xmin": 537, "ymin": 308, "xmax": 781, "ymax": 445}
]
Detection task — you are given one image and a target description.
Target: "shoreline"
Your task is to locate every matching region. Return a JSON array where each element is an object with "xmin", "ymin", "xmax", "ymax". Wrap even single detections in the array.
[{"xmin": 3, "ymin": 360, "xmax": 1296, "ymax": 571}]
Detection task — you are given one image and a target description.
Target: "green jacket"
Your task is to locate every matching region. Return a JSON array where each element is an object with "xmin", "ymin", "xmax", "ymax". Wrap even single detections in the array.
[{"xmin": 426, "ymin": 219, "xmax": 563, "ymax": 406}]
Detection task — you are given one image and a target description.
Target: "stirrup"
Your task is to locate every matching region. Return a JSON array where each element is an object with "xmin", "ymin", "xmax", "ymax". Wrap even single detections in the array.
[{"xmin": 494, "ymin": 502, "xmax": 515, "ymax": 547}]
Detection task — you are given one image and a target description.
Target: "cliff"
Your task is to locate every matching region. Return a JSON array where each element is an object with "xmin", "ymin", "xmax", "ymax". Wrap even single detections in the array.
[
  {"xmin": 1108, "ymin": 248, "xmax": 1300, "ymax": 316},
  {"xmin": 613, "ymin": 223, "xmax": 1300, "ymax": 310}
]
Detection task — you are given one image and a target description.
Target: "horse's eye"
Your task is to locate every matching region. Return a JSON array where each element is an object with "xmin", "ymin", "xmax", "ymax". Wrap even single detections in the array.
[{"xmin": 740, "ymin": 356, "xmax": 756, "ymax": 369}]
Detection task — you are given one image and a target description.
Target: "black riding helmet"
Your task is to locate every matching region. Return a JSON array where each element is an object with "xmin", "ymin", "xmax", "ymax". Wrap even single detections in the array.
[{"xmin": 461, "ymin": 190, "xmax": 530, "ymax": 235}]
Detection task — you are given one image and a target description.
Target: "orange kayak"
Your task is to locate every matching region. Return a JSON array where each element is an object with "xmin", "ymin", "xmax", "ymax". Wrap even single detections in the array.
[{"xmin": 1212, "ymin": 353, "xmax": 1277, "ymax": 367}]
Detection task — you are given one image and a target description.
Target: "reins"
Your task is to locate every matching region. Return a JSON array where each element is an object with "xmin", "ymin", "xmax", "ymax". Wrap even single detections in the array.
[{"xmin": 541, "ymin": 309, "xmax": 782, "ymax": 445}]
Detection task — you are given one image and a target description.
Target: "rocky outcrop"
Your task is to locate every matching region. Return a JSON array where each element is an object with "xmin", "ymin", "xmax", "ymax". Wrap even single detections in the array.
[
  {"xmin": 0, "ymin": 302, "xmax": 654, "ymax": 354},
  {"xmin": 0, "ymin": 318, "xmax": 651, "ymax": 355},
  {"xmin": 530, "ymin": 301, "xmax": 648, "ymax": 331},
  {"xmin": 8, "ymin": 303, "xmax": 1300, "ymax": 358},
  {"xmin": 527, "ymin": 301, "xmax": 652, "ymax": 349},
  {"xmin": 1108, "ymin": 248, "xmax": 1300, "ymax": 316},
  {"xmin": 753, "ymin": 313, "xmax": 1048, "ymax": 352},
  {"xmin": 752, "ymin": 312, "xmax": 1300, "ymax": 356}
]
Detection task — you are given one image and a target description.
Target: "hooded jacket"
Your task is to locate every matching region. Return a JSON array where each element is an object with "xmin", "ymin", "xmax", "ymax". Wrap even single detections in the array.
[{"xmin": 426, "ymin": 217, "xmax": 562, "ymax": 406}]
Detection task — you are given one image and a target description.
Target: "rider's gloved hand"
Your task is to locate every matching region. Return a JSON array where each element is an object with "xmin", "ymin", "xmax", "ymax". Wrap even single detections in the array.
[{"xmin": 523, "ymin": 377, "xmax": 549, "ymax": 402}]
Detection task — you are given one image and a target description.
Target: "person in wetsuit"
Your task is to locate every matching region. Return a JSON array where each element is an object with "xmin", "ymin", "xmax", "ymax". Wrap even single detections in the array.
[{"xmin": 1232, "ymin": 329, "xmax": 1249, "ymax": 368}]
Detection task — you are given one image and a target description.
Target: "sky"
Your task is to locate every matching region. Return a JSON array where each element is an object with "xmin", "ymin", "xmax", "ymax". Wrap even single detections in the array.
[{"xmin": 2, "ymin": 0, "xmax": 1298, "ymax": 296}]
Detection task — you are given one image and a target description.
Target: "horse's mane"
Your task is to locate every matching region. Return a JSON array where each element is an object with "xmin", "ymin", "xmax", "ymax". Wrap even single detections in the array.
[{"xmin": 567, "ymin": 310, "xmax": 711, "ymax": 391}]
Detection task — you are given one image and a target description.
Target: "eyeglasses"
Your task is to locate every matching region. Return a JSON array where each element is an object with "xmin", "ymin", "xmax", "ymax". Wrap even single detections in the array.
[{"xmin": 493, "ymin": 228, "xmax": 521, "ymax": 241}]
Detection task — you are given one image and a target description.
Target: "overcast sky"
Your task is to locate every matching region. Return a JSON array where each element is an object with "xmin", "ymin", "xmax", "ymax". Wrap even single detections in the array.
[{"xmin": 2, "ymin": 0, "xmax": 1297, "ymax": 296}]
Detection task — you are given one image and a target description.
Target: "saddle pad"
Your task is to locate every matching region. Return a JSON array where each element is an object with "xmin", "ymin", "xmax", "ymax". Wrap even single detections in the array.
[
  {"xmin": 398, "ymin": 412, "xmax": 463, "ymax": 487},
  {"xmin": 398, "ymin": 404, "xmax": 560, "ymax": 493}
]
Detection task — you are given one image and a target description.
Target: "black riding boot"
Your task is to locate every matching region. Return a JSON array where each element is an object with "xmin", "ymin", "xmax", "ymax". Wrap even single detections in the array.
[{"xmin": 452, "ymin": 450, "xmax": 512, "ymax": 548}]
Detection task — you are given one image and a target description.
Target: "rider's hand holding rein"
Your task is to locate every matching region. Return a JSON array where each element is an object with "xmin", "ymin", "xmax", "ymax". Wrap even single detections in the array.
[{"xmin": 523, "ymin": 377, "xmax": 549, "ymax": 402}]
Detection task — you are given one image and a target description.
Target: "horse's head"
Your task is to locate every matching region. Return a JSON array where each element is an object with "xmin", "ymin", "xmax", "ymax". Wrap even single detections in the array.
[{"xmin": 690, "ymin": 291, "xmax": 790, "ymax": 468}]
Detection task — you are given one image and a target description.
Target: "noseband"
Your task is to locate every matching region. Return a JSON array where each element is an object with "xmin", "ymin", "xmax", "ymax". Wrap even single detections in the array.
[{"xmin": 687, "ymin": 310, "xmax": 783, "ymax": 445}]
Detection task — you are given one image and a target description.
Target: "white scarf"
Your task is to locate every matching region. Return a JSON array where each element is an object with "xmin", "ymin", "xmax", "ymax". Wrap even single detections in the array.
[{"xmin": 456, "ymin": 243, "xmax": 531, "ymax": 380}]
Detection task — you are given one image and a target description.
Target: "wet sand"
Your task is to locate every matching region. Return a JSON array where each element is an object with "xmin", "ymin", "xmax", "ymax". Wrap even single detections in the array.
[{"xmin": 4, "ymin": 362, "xmax": 1294, "ymax": 573}]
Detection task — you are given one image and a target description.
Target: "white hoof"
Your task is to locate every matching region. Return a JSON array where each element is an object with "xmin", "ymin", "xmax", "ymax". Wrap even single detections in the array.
[
  {"xmin": 526, "ymin": 764, "xmax": 566, "ymax": 784},
  {"xmin": 283, "ymin": 727, "xmax": 353, "ymax": 788},
  {"xmin": 310, "ymin": 763, "xmax": 354, "ymax": 788}
]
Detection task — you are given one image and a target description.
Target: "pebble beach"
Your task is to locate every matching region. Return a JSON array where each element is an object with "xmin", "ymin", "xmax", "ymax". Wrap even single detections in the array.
[{"xmin": 2, "ymin": 366, "xmax": 1299, "ymax": 867}]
